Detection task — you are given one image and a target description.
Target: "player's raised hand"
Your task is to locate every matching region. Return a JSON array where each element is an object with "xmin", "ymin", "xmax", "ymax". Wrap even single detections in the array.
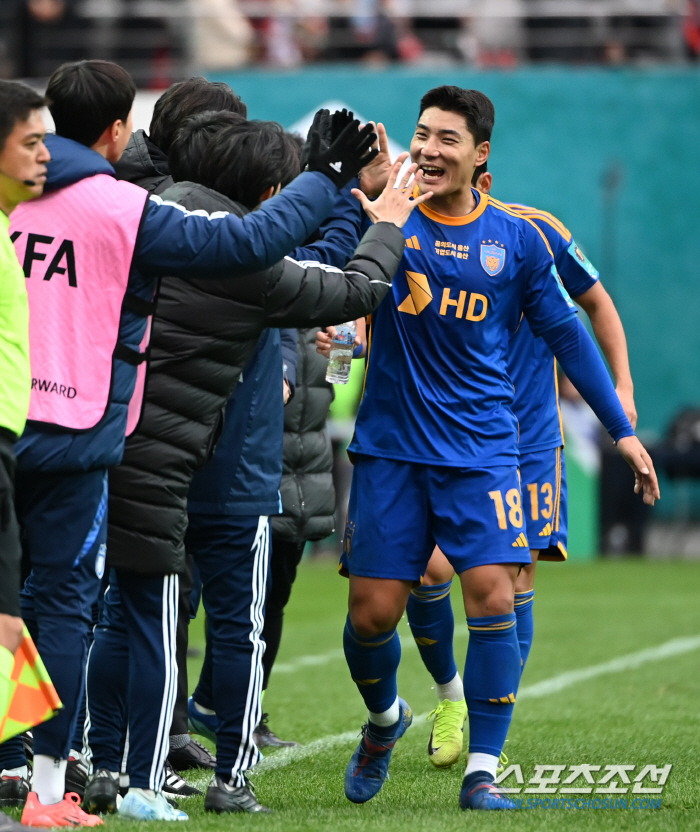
[
  {"xmin": 616, "ymin": 435, "xmax": 660, "ymax": 505},
  {"xmin": 352, "ymin": 154, "xmax": 433, "ymax": 228},
  {"xmin": 359, "ymin": 123, "xmax": 393, "ymax": 197}
]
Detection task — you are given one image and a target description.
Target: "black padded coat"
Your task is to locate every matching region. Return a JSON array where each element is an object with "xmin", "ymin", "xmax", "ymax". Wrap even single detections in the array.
[{"xmin": 106, "ymin": 181, "xmax": 405, "ymax": 575}]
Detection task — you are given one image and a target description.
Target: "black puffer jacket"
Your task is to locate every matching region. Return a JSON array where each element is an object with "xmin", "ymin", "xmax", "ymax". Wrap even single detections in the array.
[
  {"xmin": 107, "ymin": 181, "xmax": 405, "ymax": 575},
  {"xmin": 113, "ymin": 129, "xmax": 173, "ymax": 195},
  {"xmin": 271, "ymin": 329, "xmax": 336, "ymax": 544}
]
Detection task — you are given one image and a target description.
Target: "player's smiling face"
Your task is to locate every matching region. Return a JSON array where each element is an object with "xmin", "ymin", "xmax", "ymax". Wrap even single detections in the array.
[{"xmin": 410, "ymin": 107, "xmax": 489, "ymax": 205}]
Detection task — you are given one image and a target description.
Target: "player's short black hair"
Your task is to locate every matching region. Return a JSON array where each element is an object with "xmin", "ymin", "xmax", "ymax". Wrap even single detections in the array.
[
  {"xmin": 0, "ymin": 81, "xmax": 46, "ymax": 152},
  {"xmin": 419, "ymin": 86, "xmax": 495, "ymax": 146},
  {"xmin": 150, "ymin": 78, "xmax": 247, "ymax": 155},
  {"xmin": 196, "ymin": 121, "xmax": 302, "ymax": 210},
  {"xmin": 46, "ymin": 60, "xmax": 135, "ymax": 147},
  {"xmin": 471, "ymin": 161, "xmax": 488, "ymax": 185},
  {"xmin": 168, "ymin": 110, "xmax": 248, "ymax": 184}
]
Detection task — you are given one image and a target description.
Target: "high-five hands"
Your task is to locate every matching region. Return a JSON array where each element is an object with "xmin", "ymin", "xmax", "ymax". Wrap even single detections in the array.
[
  {"xmin": 305, "ymin": 108, "xmax": 378, "ymax": 190},
  {"xmin": 352, "ymin": 154, "xmax": 433, "ymax": 228}
]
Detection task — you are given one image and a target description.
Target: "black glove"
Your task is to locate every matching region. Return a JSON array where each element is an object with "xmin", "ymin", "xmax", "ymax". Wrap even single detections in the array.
[
  {"xmin": 300, "ymin": 108, "xmax": 331, "ymax": 171},
  {"xmin": 306, "ymin": 119, "xmax": 378, "ymax": 190},
  {"xmin": 330, "ymin": 108, "xmax": 356, "ymax": 143}
]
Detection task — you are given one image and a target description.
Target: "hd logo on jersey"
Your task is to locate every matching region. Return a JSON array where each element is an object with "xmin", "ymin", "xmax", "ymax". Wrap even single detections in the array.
[{"xmin": 480, "ymin": 244, "xmax": 506, "ymax": 276}]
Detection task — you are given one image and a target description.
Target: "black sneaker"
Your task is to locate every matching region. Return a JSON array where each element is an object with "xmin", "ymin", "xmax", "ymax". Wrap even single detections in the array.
[
  {"xmin": 84, "ymin": 768, "xmax": 119, "ymax": 815},
  {"xmin": 0, "ymin": 768, "xmax": 30, "ymax": 807},
  {"xmin": 163, "ymin": 762, "xmax": 202, "ymax": 798},
  {"xmin": 65, "ymin": 750, "xmax": 89, "ymax": 798},
  {"xmin": 0, "ymin": 810, "xmax": 25, "ymax": 832},
  {"xmin": 168, "ymin": 738, "xmax": 216, "ymax": 771},
  {"xmin": 204, "ymin": 775, "xmax": 270, "ymax": 814},
  {"xmin": 253, "ymin": 714, "xmax": 299, "ymax": 749}
]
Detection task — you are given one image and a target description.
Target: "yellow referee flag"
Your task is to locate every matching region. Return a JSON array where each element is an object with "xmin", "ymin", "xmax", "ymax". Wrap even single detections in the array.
[{"xmin": 0, "ymin": 626, "xmax": 62, "ymax": 742}]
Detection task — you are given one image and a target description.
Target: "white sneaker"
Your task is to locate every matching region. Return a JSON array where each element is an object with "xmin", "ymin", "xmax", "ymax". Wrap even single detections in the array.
[{"xmin": 119, "ymin": 788, "xmax": 188, "ymax": 821}]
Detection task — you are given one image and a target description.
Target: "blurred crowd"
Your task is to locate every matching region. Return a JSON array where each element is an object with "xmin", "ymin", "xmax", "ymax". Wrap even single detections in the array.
[{"xmin": 0, "ymin": 0, "xmax": 698, "ymax": 86}]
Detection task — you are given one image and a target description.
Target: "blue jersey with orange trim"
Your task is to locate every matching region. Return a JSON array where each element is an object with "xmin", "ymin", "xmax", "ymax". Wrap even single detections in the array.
[
  {"xmin": 349, "ymin": 190, "xmax": 578, "ymax": 468},
  {"xmin": 506, "ymin": 204, "xmax": 599, "ymax": 453}
]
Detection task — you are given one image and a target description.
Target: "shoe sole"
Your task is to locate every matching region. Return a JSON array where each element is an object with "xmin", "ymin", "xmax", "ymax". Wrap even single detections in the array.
[{"xmin": 84, "ymin": 792, "xmax": 118, "ymax": 815}]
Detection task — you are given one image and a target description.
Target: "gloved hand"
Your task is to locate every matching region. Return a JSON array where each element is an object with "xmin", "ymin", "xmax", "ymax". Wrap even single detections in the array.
[
  {"xmin": 300, "ymin": 108, "xmax": 332, "ymax": 171},
  {"xmin": 306, "ymin": 118, "xmax": 378, "ymax": 190},
  {"xmin": 330, "ymin": 108, "xmax": 356, "ymax": 143}
]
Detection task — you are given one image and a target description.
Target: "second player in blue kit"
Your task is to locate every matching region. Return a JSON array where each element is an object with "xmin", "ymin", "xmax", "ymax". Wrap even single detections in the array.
[{"xmin": 340, "ymin": 85, "xmax": 658, "ymax": 811}]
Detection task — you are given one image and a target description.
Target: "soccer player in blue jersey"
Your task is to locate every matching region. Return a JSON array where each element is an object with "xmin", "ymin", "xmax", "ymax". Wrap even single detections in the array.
[
  {"xmin": 405, "ymin": 159, "xmax": 639, "ymax": 771},
  {"xmin": 340, "ymin": 85, "xmax": 658, "ymax": 811}
]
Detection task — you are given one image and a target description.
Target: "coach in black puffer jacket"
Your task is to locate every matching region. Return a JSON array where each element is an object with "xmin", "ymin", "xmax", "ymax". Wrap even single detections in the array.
[{"xmin": 107, "ymin": 181, "xmax": 404, "ymax": 576}]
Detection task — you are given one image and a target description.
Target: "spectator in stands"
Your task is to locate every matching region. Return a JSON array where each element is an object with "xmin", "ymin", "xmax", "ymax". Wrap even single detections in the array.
[
  {"xmin": 683, "ymin": 0, "xmax": 700, "ymax": 59},
  {"xmin": 192, "ymin": 0, "xmax": 254, "ymax": 70},
  {"xmin": 17, "ymin": 0, "xmax": 88, "ymax": 78}
]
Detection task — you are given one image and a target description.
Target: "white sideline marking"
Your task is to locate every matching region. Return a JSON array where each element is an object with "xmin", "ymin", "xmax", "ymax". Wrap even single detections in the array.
[
  {"xmin": 251, "ymin": 634, "xmax": 700, "ymax": 775},
  {"xmin": 517, "ymin": 634, "xmax": 700, "ymax": 699},
  {"xmin": 273, "ymin": 625, "xmax": 469, "ymax": 674}
]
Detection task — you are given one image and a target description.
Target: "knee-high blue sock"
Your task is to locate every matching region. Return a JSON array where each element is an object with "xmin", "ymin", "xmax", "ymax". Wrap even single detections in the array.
[
  {"xmin": 343, "ymin": 616, "xmax": 401, "ymax": 725},
  {"xmin": 464, "ymin": 613, "xmax": 520, "ymax": 757},
  {"xmin": 406, "ymin": 582, "xmax": 458, "ymax": 686},
  {"xmin": 514, "ymin": 590, "xmax": 535, "ymax": 674}
]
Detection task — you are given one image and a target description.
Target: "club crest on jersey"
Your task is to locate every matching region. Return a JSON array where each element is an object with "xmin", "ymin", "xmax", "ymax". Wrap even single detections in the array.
[{"xmin": 480, "ymin": 244, "xmax": 505, "ymax": 276}]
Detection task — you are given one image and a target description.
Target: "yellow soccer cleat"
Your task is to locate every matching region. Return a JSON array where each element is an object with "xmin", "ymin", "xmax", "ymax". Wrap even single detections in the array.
[{"xmin": 426, "ymin": 698, "xmax": 468, "ymax": 768}]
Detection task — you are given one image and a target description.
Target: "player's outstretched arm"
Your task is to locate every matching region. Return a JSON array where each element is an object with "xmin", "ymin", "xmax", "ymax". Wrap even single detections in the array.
[
  {"xmin": 541, "ymin": 315, "xmax": 659, "ymax": 505},
  {"xmin": 136, "ymin": 115, "xmax": 378, "ymax": 280},
  {"xmin": 574, "ymin": 281, "xmax": 637, "ymax": 429}
]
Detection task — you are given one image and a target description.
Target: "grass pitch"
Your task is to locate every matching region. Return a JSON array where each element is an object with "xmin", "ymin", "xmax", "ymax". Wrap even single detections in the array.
[{"xmin": 10, "ymin": 558, "xmax": 700, "ymax": 831}]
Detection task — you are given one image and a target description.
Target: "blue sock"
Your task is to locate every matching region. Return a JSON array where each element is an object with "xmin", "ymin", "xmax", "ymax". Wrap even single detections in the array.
[
  {"xmin": 0, "ymin": 736, "xmax": 27, "ymax": 770},
  {"xmin": 343, "ymin": 616, "xmax": 401, "ymax": 729},
  {"xmin": 514, "ymin": 590, "xmax": 535, "ymax": 673},
  {"xmin": 464, "ymin": 613, "xmax": 520, "ymax": 757},
  {"xmin": 406, "ymin": 581, "xmax": 458, "ymax": 685}
]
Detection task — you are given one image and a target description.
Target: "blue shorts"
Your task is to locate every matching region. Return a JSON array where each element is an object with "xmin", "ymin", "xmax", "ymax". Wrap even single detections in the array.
[
  {"xmin": 520, "ymin": 447, "xmax": 567, "ymax": 561},
  {"xmin": 340, "ymin": 455, "xmax": 531, "ymax": 582}
]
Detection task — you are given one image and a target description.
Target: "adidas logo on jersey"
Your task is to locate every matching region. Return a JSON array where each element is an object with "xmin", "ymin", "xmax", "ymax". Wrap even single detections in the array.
[
  {"xmin": 512, "ymin": 533, "xmax": 528, "ymax": 548},
  {"xmin": 539, "ymin": 522, "xmax": 553, "ymax": 537},
  {"xmin": 405, "ymin": 235, "xmax": 420, "ymax": 249}
]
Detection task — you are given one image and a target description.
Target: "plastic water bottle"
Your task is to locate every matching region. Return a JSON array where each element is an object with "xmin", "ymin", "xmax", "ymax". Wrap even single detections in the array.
[{"xmin": 325, "ymin": 321, "xmax": 357, "ymax": 385}]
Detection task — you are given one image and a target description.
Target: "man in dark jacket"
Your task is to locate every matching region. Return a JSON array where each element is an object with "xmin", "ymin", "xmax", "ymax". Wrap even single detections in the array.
[
  {"xmin": 111, "ymin": 94, "xmax": 363, "ymax": 779},
  {"xmin": 8, "ymin": 59, "xmax": 376, "ymax": 825},
  {"xmin": 114, "ymin": 76, "xmax": 247, "ymax": 197},
  {"xmin": 114, "ymin": 81, "xmax": 249, "ymax": 783},
  {"xmin": 84, "ymin": 116, "xmax": 427, "ymax": 815}
]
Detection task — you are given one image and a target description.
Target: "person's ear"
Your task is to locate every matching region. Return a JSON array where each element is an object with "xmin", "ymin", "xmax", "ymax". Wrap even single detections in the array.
[
  {"xmin": 258, "ymin": 182, "xmax": 282, "ymax": 204},
  {"xmin": 475, "ymin": 140, "xmax": 490, "ymax": 166},
  {"xmin": 477, "ymin": 172, "xmax": 493, "ymax": 194}
]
